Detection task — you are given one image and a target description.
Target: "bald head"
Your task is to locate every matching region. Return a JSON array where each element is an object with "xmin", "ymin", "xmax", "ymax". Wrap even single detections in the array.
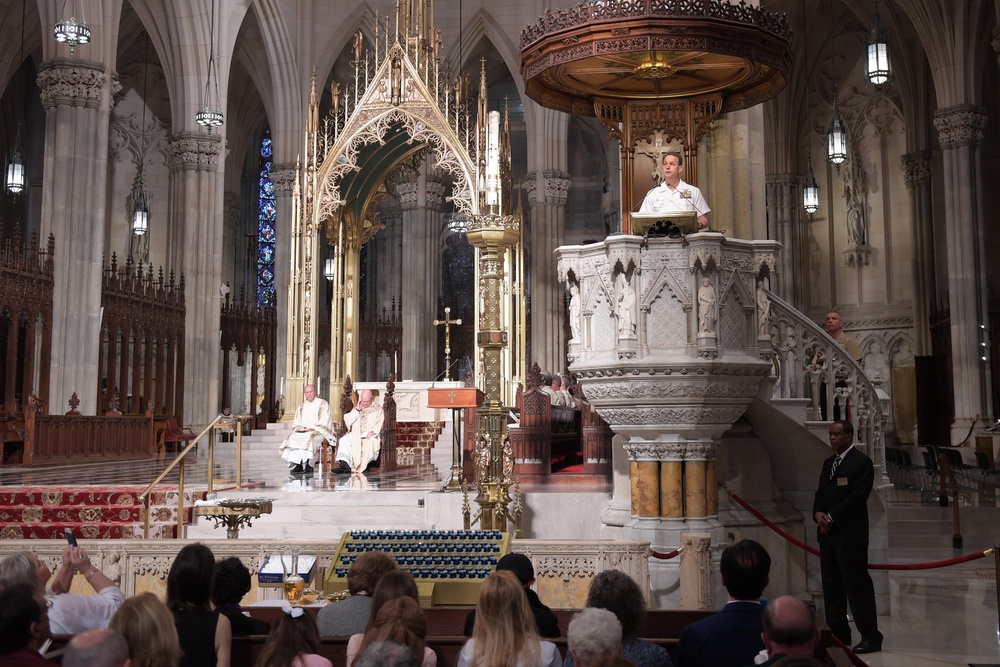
[
  {"xmin": 762, "ymin": 596, "xmax": 819, "ymax": 657},
  {"xmin": 63, "ymin": 628, "xmax": 130, "ymax": 667},
  {"xmin": 359, "ymin": 389, "xmax": 373, "ymax": 408}
]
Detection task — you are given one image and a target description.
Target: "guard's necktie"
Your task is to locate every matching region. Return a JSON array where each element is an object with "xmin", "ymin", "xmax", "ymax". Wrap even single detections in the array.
[{"xmin": 829, "ymin": 455, "xmax": 842, "ymax": 480}]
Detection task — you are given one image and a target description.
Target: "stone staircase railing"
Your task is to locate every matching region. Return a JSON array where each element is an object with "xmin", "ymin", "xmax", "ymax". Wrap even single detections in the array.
[{"xmin": 765, "ymin": 290, "xmax": 891, "ymax": 488}]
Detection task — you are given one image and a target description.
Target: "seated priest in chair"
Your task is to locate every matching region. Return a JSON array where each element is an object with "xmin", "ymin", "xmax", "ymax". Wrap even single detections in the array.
[
  {"xmin": 333, "ymin": 389, "xmax": 384, "ymax": 474},
  {"xmin": 278, "ymin": 384, "xmax": 335, "ymax": 474}
]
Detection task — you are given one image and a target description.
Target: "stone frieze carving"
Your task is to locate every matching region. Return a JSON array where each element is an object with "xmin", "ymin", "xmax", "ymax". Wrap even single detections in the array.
[
  {"xmin": 601, "ymin": 406, "xmax": 747, "ymax": 426},
  {"xmin": 933, "ymin": 105, "xmax": 987, "ymax": 148},
  {"xmin": 899, "ymin": 152, "xmax": 931, "ymax": 187},
  {"xmin": 168, "ymin": 134, "xmax": 222, "ymax": 172},
  {"xmin": 271, "ymin": 167, "xmax": 297, "ymax": 196},
  {"xmin": 38, "ymin": 61, "xmax": 106, "ymax": 109}
]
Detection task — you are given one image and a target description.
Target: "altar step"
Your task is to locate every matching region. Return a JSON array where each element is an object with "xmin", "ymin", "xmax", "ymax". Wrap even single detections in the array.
[
  {"xmin": 886, "ymin": 505, "xmax": 999, "ymax": 554},
  {"xmin": 0, "ymin": 486, "xmax": 206, "ymax": 540}
]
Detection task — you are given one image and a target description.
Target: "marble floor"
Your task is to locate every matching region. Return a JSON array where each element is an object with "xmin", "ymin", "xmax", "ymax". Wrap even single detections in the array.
[{"xmin": 1, "ymin": 436, "xmax": 997, "ymax": 666}]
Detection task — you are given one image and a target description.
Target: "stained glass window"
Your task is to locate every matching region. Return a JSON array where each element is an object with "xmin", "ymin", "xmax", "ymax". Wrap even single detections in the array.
[{"xmin": 257, "ymin": 136, "xmax": 275, "ymax": 306}]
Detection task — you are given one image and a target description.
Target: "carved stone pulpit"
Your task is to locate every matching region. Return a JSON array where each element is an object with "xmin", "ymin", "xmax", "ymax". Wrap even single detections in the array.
[{"xmin": 556, "ymin": 231, "xmax": 779, "ymax": 605}]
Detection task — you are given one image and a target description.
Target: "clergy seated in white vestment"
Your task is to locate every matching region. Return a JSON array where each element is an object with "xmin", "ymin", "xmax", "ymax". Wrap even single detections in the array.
[
  {"xmin": 278, "ymin": 384, "xmax": 335, "ymax": 474},
  {"xmin": 333, "ymin": 389, "xmax": 385, "ymax": 475}
]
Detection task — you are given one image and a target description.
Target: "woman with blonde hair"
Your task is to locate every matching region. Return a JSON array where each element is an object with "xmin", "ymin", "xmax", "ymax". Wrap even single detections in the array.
[
  {"xmin": 109, "ymin": 593, "xmax": 181, "ymax": 667},
  {"xmin": 457, "ymin": 571, "xmax": 560, "ymax": 667},
  {"xmin": 349, "ymin": 597, "xmax": 434, "ymax": 667}
]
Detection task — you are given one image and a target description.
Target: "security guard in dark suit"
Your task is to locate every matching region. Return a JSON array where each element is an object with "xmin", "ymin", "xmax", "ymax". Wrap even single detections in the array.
[{"xmin": 812, "ymin": 420, "xmax": 883, "ymax": 654}]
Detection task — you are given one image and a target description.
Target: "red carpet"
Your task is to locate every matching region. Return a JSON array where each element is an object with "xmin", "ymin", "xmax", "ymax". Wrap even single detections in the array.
[{"xmin": 0, "ymin": 486, "xmax": 204, "ymax": 540}]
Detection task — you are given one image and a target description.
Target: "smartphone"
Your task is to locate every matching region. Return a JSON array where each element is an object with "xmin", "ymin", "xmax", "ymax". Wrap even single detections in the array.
[{"xmin": 64, "ymin": 528, "xmax": 77, "ymax": 547}]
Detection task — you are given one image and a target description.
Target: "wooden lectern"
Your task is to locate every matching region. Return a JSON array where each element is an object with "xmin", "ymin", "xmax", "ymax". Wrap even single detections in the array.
[{"xmin": 427, "ymin": 388, "xmax": 485, "ymax": 491}]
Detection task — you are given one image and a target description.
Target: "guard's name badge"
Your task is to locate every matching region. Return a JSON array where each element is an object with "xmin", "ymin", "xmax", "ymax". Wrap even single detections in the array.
[{"xmin": 837, "ymin": 477, "xmax": 848, "ymax": 486}]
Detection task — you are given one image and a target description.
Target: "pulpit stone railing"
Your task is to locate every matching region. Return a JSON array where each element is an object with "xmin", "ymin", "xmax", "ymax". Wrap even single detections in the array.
[{"xmin": 765, "ymin": 289, "xmax": 891, "ymax": 488}]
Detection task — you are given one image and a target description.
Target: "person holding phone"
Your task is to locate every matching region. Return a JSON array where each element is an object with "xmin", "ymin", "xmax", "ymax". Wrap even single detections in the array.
[{"xmin": 0, "ymin": 541, "xmax": 125, "ymax": 635}]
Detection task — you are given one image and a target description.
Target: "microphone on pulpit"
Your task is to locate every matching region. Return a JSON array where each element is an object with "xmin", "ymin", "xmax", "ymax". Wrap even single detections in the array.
[{"xmin": 430, "ymin": 358, "xmax": 463, "ymax": 387}]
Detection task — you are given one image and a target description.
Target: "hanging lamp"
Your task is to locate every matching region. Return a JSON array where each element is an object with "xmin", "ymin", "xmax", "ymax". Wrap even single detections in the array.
[
  {"xmin": 196, "ymin": 0, "xmax": 224, "ymax": 131},
  {"xmin": 53, "ymin": 0, "xmax": 91, "ymax": 54},
  {"xmin": 865, "ymin": 0, "xmax": 892, "ymax": 88},
  {"xmin": 803, "ymin": 148, "xmax": 820, "ymax": 214},
  {"xmin": 826, "ymin": 1, "xmax": 847, "ymax": 166},
  {"xmin": 131, "ymin": 35, "xmax": 151, "ymax": 236},
  {"xmin": 5, "ymin": 0, "xmax": 27, "ymax": 195}
]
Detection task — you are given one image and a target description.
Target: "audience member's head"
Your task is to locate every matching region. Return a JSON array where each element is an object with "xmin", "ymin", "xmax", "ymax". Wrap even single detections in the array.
[
  {"xmin": 357, "ymin": 597, "xmax": 428, "ymax": 664},
  {"xmin": 355, "ymin": 640, "xmax": 420, "ymax": 667},
  {"xmin": 109, "ymin": 592, "xmax": 180, "ymax": 667},
  {"xmin": 256, "ymin": 606, "xmax": 322, "ymax": 667},
  {"xmin": 542, "ymin": 372, "xmax": 553, "ymax": 387},
  {"xmin": 770, "ymin": 656, "xmax": 825, "ymax": 667},
  {"xmin": 0, "ymin": 583, "xmax": 50, "ymax": 654},
  {"xmin": 0, "ymin": 551, "xmax": 47, "ymax": 592},
  {"xmin": 568, "ymin": 608, "xmax": 622, "ymax": 667},
  {"xmin": 166, "ymin": 543, "xmax": 216, "ymax": 611},
  {"xmin": 347, "ymin": 551, "xmax": 398, "ymax": 596},
  {"xmin": 720, "ymin": 539, "xmax": 771, "ymax": 601},
  {"xmin": 471, "ymin": 571, "xmax": 541, "ymax": 666},
  {"xmin": 560, "ymin": 375, "xmax": 572, "ymax": 391},
  {"xmin": 214, "ymin": 557, "xmax": 253, "ymax": 607},
  {"xmin": 586, "ymin": 569, "xmax": 646, "ymax": 639},
  {"xmin": 587, "ymin": 657, "xmax": 637, "ymax": 667},
  {"xmin": 762, "ymin": 596, "xmax": 819, "ymax": 659},
  {"xmin": 62, "ymin": 628, "xmax": 130, "ymax": 667},
  {"xmin": 366, "ymin": 569, "xmax": 419, "ymax": 627},
  {"xmin": 495, "ymin": 552, "xmax": 535, "ymax": 587}
]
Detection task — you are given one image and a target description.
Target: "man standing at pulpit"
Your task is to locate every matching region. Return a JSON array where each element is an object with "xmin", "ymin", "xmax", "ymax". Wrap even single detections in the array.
[
  {"xmin": 278, "ymin": 384, "xmax": 335, "ymax": 474},
  {"xmin": 334, "ymin": 389, "xmax": 384, "ymax": 474},
  {"xmin": 639, "ymin": 152, "xmax": 711, "ymax": 229}
]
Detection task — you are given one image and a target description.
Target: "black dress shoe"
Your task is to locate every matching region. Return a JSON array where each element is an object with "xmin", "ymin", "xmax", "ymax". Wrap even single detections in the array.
[
  {"xmin": 304, "ymin": 461, "xmax": 314, "ymax": 473},
  {"xmin": 852, "ymin": 640, "xmax": 882, "ymax": 654},
  {"xmin": 290, "ymin": 463, "xmax": 304, "ymax": 474},
  {"xmin": 333, "ymin": 461, "xmax": 351, "ymax": 474}
]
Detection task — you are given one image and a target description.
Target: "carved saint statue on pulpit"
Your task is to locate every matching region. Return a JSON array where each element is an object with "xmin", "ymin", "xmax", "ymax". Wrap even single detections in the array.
[{"xmin": 698, "ymin": 277, "xmax": 716, "ymax": 334}]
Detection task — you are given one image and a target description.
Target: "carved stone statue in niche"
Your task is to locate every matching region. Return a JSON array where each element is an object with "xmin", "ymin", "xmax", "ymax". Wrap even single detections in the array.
[
  {"xmin": 756, "ymin": 281, "xmax": 771, "ymax": 338},
  {"xmin": 698, "ymin": 277, "xmax": 716, "ymax": 334},
  {"xmin": 568, "ymin": 282, "xmax": 581, "ymax": 341},
  {"xmin": 616, "ymin": 273, "xmax": 635, "ymax": 337},
  {"xmin": 846, "ymin": 193, "xmax": 865, "ymax": 246}
]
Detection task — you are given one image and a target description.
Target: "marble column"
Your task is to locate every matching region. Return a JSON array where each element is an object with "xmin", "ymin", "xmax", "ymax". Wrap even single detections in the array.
[
  {"xmin": 525, "ymin": 170, "xmax": 571, "ymax": 374},
  {"xmin": 38, "ymin": 60, "xmax": 114, "ymax": 415},
  {"xmin": 932, "ymin": 106, "xmax": 990, "ymax": 441},
  {"xmin": 221, "ymin": 192, "xmax": 239, "ymax": 292},
  {"xmin": 764, "ymin": 176, "xmax": 798, "ymax": 300},
  {"xmin": 684, "ymin": 441, "xmax": 717, "ymax": 521},
  {"xmin": 900, "ymin": 153, "xmax": 933, "ymax": 356},
  {"xmin": 399, "ymin": 164, "xmax": 445, "ymax": 380},
  {"xmin": 271, "ymin": 165, "xmax": 296, "ymax": 394},
  {"xmin": 168, "ymin": 132, "xmax": 224, "ymax": 426},
  {"xmin": 704, "ymin": 107, "xmax": 767, "ymax": 240}
]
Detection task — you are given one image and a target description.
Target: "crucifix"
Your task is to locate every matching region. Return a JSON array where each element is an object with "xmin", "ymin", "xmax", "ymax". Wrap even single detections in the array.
[{"xmin": 433, "ymin": 307, "xmax": 462, "ymax": 380}]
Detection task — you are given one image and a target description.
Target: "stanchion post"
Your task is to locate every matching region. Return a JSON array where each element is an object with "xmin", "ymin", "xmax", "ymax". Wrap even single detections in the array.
[
  {"xmin": 995, "ymin": 546, "xmax": 999, "ymax": 639},
  {"xmin": 951, "ymin": 474, "xmax": 962, "ymax": 549},
  {"xmin": 938, "ymin": 453, "xmax": 949, "ymax": 507}
]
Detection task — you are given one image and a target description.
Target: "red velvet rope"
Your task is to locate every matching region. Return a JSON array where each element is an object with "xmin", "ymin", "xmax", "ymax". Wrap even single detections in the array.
[
  {"xmin": 727, "ymin": 488, "xmax": 820, "ymax": 556},
  {"xmin": 650, "ymin": 548, "xmax": 681, "ymax": 560},
  {"xmin": 725, "ymin": 487, "xmax": 991, "ymax": 571}
]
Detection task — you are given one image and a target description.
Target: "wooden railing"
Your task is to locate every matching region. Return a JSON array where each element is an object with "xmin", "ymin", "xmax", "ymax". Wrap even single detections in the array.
[
  {"xmin": 138, "ymin": 415, "xmax": 245, "ymax": 538},
  {"xmin": 99, "ymin": 254, "xmax": 185, "ymax": 419},
  {"xmin": 0, "ymin": 231, "xmax": 54, "ymax": 412},
  {"xmin": 220, "ymin": 285, "xmax": 277, "ymax": 423},
  {"xmin": 1, "ymin": 393, "xmax": 158, "ymax": 466},
  {"xmin": 765, "ymin": 290, "xmax": 891, "ymax": 488}
]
